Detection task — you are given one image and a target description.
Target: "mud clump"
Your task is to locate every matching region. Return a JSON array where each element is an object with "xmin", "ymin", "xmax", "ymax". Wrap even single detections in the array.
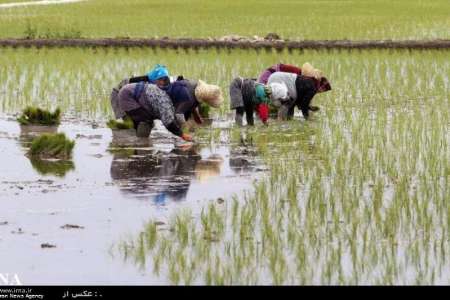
[
  {"xmin": 11, "ymin": 228, "xmax": 24, "ymax": 234},
  {"xmin": 265, "ymin": 33, "xmax": 281, "ymax": 40},
  {"xmin": 60, "ymin": 224, "xmax": 85, "ymax": 230},
  {"xmin": 41, "ymin": 243, "xmax": 56, "ymax": 249}
]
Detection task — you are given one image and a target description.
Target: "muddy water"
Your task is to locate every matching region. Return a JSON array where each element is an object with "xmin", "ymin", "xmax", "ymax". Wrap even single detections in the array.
[{"xmin": 0, "ymin": 116, "xmax": 263, "ymax": 284}]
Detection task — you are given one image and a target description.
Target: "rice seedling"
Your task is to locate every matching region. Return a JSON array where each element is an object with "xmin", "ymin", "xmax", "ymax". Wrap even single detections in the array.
[
  {"xmin": 106, "ymin": 116, "xmax": 134, "ymax": 130},
  {"xmin": 198, "ymin": 102, "xmax": 210, "ymax": 119},
  {"xmin": 0, "ymin": 0, "xmax": 449, "ymax": 40},
  {"xmin": 17, "ymin": 106, "xmax": 61, "ymax": 126},
  {"xmin": 1, "ymin": 44, "xmax": 447, "ymax": 285},
  {"xmin": 28, "ymin": 133, "xmax": 75, "ymax": 159}
]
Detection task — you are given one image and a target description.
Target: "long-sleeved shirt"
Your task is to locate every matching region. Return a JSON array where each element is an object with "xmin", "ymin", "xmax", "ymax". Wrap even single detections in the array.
[
  {"xmin": 162, "ymin": 79, "xmax": 200, "ymax": 123},
  {"xmin": 118, "ymin": 83, "xmax": 182, "ymax": 136},
  {"xmin": 258, "ymin": 63, "xmax": 302, "ymax": 84}
]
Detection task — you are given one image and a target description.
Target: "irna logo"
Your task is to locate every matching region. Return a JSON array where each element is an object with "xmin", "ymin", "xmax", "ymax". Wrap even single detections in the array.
[{"xmin": 0, "ymin": 273, "xmax": 22, "ymax": 285}]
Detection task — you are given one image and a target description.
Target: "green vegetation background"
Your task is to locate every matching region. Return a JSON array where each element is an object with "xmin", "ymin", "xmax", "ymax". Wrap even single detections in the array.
[{"xmin": 0, "ymin": 0, "xmax": 449, "ymax": 40}]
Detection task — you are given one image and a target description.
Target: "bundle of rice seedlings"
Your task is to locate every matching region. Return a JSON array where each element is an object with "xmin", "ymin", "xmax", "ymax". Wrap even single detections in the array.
[
  {"xmin": 28, "ymin": 133, "xmax": 75, "ymax": 159},
  {"xmin": 198, "ymin": 102, "xmax": 211, "ymax": 119},
  {"xmin": 17, "ymin": 106, "xmax": 61, "ymax": 126},
  {"xmin": 107, "ymin": 116, "xmax": 134, "ymax": 130}
]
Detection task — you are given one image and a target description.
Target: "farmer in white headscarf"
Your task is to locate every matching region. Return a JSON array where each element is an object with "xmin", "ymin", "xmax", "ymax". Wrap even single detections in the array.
[{"xmin": 267, "ymin": 62, "xmax": 331, "ymax": 120}]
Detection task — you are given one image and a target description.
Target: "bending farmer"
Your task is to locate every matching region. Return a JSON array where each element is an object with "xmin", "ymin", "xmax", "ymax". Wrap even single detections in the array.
[
  {"xmin": 267, "ymin": 63, "xmax": 331, "ymax": 120},
  {"xmin": 229, "ymin": 77, "xmax": 288, "ymax": 126},
  {"xmin": 258, "ymin": 63, "xmax": 302, "ymax": 84},
  {"xmin": 117, "ymin": 82, "xmax": 192, "ymax": 141}
]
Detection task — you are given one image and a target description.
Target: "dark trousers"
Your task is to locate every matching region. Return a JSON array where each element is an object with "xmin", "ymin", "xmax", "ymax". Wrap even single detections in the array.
[
  {"xmin": 236, "ymin": 104, "xmax": 255, "ymax": 126},
  {"xmin": 126, "ymin": 107, "xmax": 154, "ymax": 129}
]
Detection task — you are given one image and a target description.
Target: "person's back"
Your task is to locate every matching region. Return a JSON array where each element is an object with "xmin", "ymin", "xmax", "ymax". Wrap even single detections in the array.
[
  {"xmin": 258, "ymin": 63, "xmax": 302, "ymax": 84},
  {"xmin": 117, "ymin": 82, "xmax": 144, "ymax": 114},
  {"xmin": 267, "ymin": 72, "xmax": 298, "ymax": 100},
  {"xmin": 177, "ymin": 79, "xmax": 198, "ymax": 101}
]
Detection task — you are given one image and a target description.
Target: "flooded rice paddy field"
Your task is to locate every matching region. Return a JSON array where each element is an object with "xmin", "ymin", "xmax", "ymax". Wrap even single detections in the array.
[{"xmin": 0, "ymin": 48, "xmax": 449, "ymax": 284}]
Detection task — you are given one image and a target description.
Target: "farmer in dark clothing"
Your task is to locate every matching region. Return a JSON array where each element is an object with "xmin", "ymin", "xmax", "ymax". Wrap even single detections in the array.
[
  {"xmin": 162, "ymin": 79, "xmax": 201, "ymax": 126},
  {"xmin": 258, "ymin": 63, "xmax": 302, "ymax": 84},
  {"xmin": 229, "ymin": 77, "xmax": 288, "ymax": 126},
  {"xmin": 111, "ymin": 63, "xmax": 222, "ymax": 131},
  {"xmin": 267, "ymin": 63, "xmax": 331, "ymax": 120},
  {"xmin": 117, "ymin": 82, "xmax": 192, "ymax": 141},
  {"xmin": 163, "ymin": 79, "xmax": 223, "ymax": 126}
]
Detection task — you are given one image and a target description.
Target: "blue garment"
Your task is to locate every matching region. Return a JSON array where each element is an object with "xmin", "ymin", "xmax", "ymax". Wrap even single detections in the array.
[
  {"xmin": 164, "ymin": 81, "xmax": 198, "ymax": 119},
  {"xmin": 165, "ymin": 81, "xmax": 192, "ymax": 105},
  {"xmin": 154, "ymin": 193, "xmax": 167, "ymax": 205},
  {"xmin": 147, "ymin": 64, "xmax": 169, "ymax": 82}
]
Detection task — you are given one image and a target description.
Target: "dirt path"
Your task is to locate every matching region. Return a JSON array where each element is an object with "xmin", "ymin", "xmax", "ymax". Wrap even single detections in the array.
[{"xmin": 0, "ymin": 38, "xmax": 449, "ymax": 49}]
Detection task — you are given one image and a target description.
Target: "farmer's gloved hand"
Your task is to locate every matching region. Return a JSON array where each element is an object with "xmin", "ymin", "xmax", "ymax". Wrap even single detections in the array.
[{"xmin": 181, "ymin": 133, "xmax": 193, "ymax": 142}]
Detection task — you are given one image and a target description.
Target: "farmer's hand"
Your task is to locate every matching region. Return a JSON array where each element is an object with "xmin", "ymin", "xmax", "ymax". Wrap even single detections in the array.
[
  {"xmin": 193, "ymin": 107, "xmax": 203, "ymax": 124},
  {"xmin": 181, "ymin": 133, "xmax": 193, "ymax": 142},
  {"xmin": 194, "ymin": 114, "xmax": 203, "ymax": 125},
  {"xmin": 309, "ymin": 105, "xmax": 320, "ymax": 112}
]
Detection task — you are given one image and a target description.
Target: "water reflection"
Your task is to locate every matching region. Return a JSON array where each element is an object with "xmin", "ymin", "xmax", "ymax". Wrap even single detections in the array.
[
  {"xmin": 109, "ymin": 140, "xmax": 261, "ymax": 205},
  {"xmin": 229, "ymin": 132, "xmax": 259, "ymax": 174},
  {"xmin": 110, "ymin": 146, "xmax": 202, "ymax": 203},
  {"xmin": 110, "ymin": 129, "xmax": 151, "ymax": 148},
  {"xmin": 29, "ymin": 157, "xmax": 75, "ymax": 177},
  {"xmin": 18, "ymin": 125, "xmax": 75, "ymax": 177}
]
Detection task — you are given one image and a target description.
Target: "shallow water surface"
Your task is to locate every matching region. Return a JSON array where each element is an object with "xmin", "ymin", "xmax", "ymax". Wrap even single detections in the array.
[{"xmin": 0, "ymin": 116, "xmax": 263, "ymax": 284}]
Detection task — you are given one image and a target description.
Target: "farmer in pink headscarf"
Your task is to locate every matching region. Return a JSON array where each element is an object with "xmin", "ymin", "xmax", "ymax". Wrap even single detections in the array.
[{"xmin": 257, "ymin": 63, "xmax": 302, "ymax": 84}]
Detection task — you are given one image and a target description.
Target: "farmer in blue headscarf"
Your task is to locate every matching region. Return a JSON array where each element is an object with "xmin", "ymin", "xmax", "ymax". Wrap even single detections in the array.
[
  {"xmin": 128, "ymin": 64, "xmax": 171, "ymax": 88},
  {"xmin": 112, "ymin": 64, "xmax": 223, "ymax": 129},
  {"xmin": 115, "ymin": 81, "xmax": 193, "ymax": 141}
]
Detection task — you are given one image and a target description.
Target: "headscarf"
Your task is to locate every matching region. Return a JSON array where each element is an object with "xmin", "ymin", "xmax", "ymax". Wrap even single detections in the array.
[{"xmin": 147, "ymin": 64, "xmax": 169, "ymax": 82}]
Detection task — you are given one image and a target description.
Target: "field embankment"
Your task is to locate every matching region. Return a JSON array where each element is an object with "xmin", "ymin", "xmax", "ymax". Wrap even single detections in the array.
[{"xmin": 1, "ymin": 38, "xmax": 449, "ymax": 49}]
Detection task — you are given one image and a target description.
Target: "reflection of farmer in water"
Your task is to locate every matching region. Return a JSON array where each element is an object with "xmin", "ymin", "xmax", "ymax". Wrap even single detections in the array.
[
  {"xmin": 194, "ymin": 154, "xmax": 224, "ymax": 183},
  {"xmin": 229, "ymin": 132, "xmax": 260, "ymax": 174},
  {"xmin": 110, "ymin": 146, "xmax": 224, "ymax": 204},
  {"xmin": 110, "ymin": 148, "xmax": 200, "ymax": 202}
]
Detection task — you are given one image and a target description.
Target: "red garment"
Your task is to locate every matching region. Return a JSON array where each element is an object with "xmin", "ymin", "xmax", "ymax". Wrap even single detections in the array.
[
  {"xmin": 256, "ymin": 104, "xmax": 269, "ymax": 124},
  {"xmin": 278, "ymin": 64, "xmax": 302, "ymax": 75}
]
